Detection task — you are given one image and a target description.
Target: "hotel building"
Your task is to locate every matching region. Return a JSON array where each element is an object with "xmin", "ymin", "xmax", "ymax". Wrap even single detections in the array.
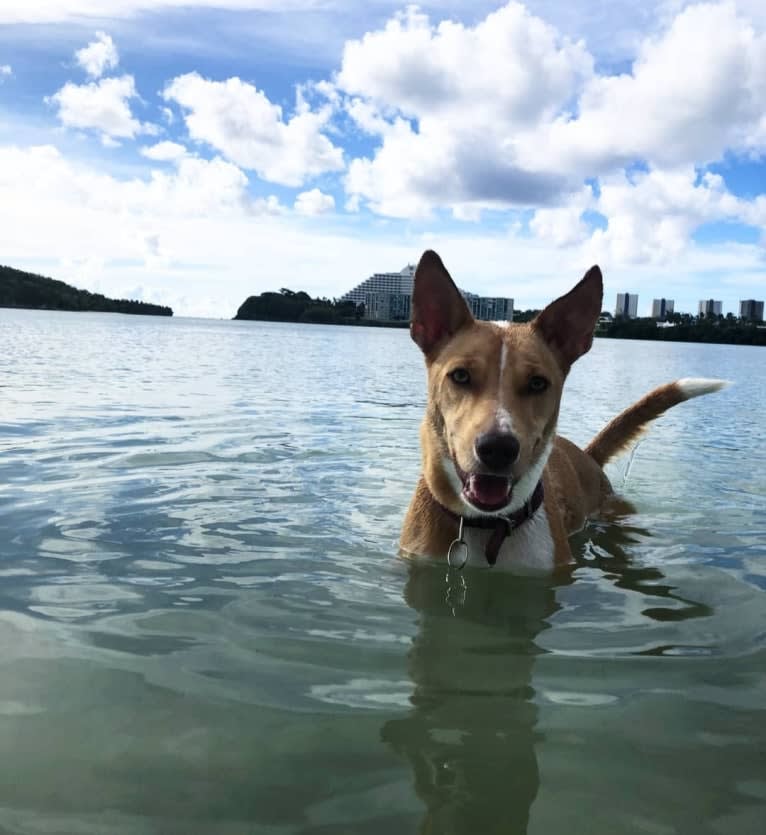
[{"xmin": 342, "ymin": 265, "xmax": 513, "ymax": 322}]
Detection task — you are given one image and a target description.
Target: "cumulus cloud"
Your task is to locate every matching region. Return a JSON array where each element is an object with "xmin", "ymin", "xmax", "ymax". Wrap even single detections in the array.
[
  {"xmin": 0, "ymin": 144, "xmax": 250, "ymax": 216},
  {"xmin": 530, "ymin": 165, "xmax": 764, "ymax": 267},
  {"xmin": 140, "ymin": 140, "xmax": 188, "ymax": 161},
  {"xmin": 75, "ymin": 31, "xmax": 119, "ymax": 78},
  {"xmin": 48, "ymin": 75, "xmax": 152, "ymax": 142},
  {"xmin": 516, "ymin": 2, "xmax": 766, "ymax": 174},
  {"xmin": 338, "ymin": 4, "xmax": 590, "ymax": 124},
  {"xmin": 530, "ymin": 188, "xmax": 595, "ymax": 248},
  {"xmin": 337, "ymin": 3, "xmax": 591, "ymax": 217},
  {"xmin": 335, "ymin": 1, "xmax": 766, "ymax": 228},
  {"xmin": 294, "ymin": 188, "xmax": 335, "ymax": 215},
  {"xmin": 0, "ymin": 64, "xmax": 11, "ymax": 78},
  {"xmin": 3, "ymin": 1, "xmax": 766, "ymax": 314},
  {"xmin": 0, "ymin": 141, "xmax": 414, "ymax": 318},
  {"xmin": 1, "ymin": 142, "xmax": 764, "ymax": 318},
  {"xmin": 252, "ymin": 194, "xmax": 287, "ymax": 215},
  {"xmin": 584, "ymin": 167, "xmax": 746, "ymax": 265},
  {"xmin": 162, "ymin": 72, "xmax": 344, "ymax": 187}
]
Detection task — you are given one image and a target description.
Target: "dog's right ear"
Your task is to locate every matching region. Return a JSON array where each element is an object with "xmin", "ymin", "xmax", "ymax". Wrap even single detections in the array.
[{"xmin": 411, "ymin": 250, "xmax": 473, "ymax": 356}]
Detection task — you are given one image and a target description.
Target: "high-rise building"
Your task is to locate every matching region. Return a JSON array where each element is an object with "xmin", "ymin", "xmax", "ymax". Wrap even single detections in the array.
[
  {"xmin": 615, "ymin": 293, "xmax": 638, "ymax": 319},
  {"xmin": 462, "ymin": 292, "xmax": 514, "ymax": 322},
  {"xmin": 698, "ymin": 299, "xmax": 723, "ymax": 317},
  {"xmin": 341, "ymin": 265, "xmax": 513, "ymax": 322},
  {"xmin": 739, "ymin": 299, "xmax": 764, "ymax": 322},
  {"xmin": 341, "ymin": 265, "xmax": 416, "ymax": 321},
  {"xmin": 651, "ymin": 298, "xmax": 674, "ymax": 319}
]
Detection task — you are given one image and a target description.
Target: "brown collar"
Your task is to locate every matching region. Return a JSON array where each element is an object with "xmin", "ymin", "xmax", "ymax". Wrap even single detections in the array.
[{"xmin": 435, "ymin": 480, "xmax": 545, "ymax": 566}]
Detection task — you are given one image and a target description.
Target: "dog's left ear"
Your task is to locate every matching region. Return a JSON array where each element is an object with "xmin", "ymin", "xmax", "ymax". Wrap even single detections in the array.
[
  {"xmin": 532, "ymin": 265, "xmax": 603, "ymax": 371},
  {"xmin": 411, "ymin": 250, "xmax": 473, "ymax": 356}
]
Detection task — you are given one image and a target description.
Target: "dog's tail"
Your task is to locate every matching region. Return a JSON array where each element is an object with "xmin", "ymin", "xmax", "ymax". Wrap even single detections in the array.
[{"xmin": 584, "ymin": 378, "xmax": 728, "ymax": 467}]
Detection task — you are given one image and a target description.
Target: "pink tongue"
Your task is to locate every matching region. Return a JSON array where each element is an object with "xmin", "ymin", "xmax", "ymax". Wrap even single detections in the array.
[{"xmin": 465, "ymin": 474, "xmax": 511, "ymax": 508}]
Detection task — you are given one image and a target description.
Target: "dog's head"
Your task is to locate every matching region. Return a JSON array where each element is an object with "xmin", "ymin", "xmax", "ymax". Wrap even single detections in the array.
[{"xmin": 411, "ymin": 250, "xmax": 602, "ymax": 517}]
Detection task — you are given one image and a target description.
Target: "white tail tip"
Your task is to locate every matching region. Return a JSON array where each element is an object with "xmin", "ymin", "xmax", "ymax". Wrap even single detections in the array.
[{"xmin": 676, "ymin": 377, "xmax": 730, "ymax": 400}]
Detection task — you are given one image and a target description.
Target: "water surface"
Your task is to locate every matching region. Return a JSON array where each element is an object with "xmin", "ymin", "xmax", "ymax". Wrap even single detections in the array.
[{"xmin": 1, "ymin": 309, "xmax": 764, "ymax": 834}]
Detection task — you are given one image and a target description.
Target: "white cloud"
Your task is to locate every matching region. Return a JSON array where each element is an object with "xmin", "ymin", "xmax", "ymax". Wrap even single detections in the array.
[
  {"xmin": 1, "ymin": 141, "xmax": 764, "ymax": 319},
  {"xmin": 582, "ymin": 167, "xmax": 746, "ymax": 266},
  {"xmin": 140, "ymin": 140, "xmax": 188, "ymax": 161},
  {"xmin": 252, "ymin": 194, "xmax": 287, "ymax": 215},
  {"xmin": 336, "ymin": 2, "xmax": 766, "ymax": 223},
  {"xmin": 75, "ymin": 31, "xmax": 119, "ymax": 78},
  {"xmin": 162, "ymin": 72, "xmax": 344, "ymax": 187},
  {"xmin": 530, "ymin": 188, "xmax": 595, "ymax": 248},
  {"xmin": 0, "ymin": 144, "xmax": 250, "ymax": 218},
  {"xmin": 338, "ymin": 5, "xmax": 590, "ymax": 124},
  {"xmin": 516, "ymin": 2, "xmax": 766, "ymax": 174},
  {"xmin": 2, "ymin": 2, "xmax": 766, "ymax": 316},
  {"xmin": 0, "ymin": 65, "xmax": 11, "ymax": 79},
  {"xmin": 294, "ymin": 188, "xmax": 335, "ymax": 215},
  {"xmin": 529, "ymin": 165, "xmax": 766, "ymax": 269},
  {"xmin": 338, "ymin": 3, "xmax": 591, "ymax": 217},
  {"xmin": 48, "ymin": 75, "xmax": 152, "ymax": 142},
  {"xmin": 0, "ymin": 142, "xmax": 403, "ymax": 317}
]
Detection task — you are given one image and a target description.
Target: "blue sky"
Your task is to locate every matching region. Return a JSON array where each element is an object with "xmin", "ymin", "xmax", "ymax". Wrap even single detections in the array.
[{"xmin": 1, "ymin": 1, "xmax": 765, "ymax": 317}]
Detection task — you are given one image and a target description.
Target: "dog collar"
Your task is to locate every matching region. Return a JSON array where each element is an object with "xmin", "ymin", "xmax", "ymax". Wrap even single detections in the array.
[{"xmin": 436, "ymin": 480, "xmax": 545, "ymax": 568}]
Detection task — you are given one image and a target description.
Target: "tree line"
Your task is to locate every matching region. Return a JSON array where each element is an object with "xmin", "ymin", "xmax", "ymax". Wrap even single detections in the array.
[
  {"xmin": 598, "ymin": 313, "xmax": 765, "ymax": 346},
  {"xmin": 234, "ymin": 288, "xmax": 365, "ymax": 324},
  {"xmin": 0, "ymin": 265, "xmax": 173, "ymax": 316},
  {"xmin": 234, "ymin": 292, "xmax": 765, "ymax": 345}
]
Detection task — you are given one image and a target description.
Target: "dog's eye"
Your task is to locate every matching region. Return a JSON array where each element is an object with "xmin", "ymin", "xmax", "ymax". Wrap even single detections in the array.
[
  {"xmin": 528, "ymin": 375, "xmax": 549, "ymax": 394},
  {"xmin": 448, "ymin": 368, "xmax": 471, "ymax": 385}
]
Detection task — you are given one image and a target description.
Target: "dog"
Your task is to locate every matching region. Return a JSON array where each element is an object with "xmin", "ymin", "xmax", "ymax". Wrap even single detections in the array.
[{"xmin": 400, "ymin": 250, "xmax": 726, "ymax": 573}]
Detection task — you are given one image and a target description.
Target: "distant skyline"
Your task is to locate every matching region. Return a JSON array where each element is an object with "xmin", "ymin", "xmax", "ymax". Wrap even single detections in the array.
[
  {"xmin": 611, "ymin": 293, "xmax": 765, "ymax": 319},
  {"xmin": 1, "ymin": 1, "xmax": 765, "ymax": 318}
]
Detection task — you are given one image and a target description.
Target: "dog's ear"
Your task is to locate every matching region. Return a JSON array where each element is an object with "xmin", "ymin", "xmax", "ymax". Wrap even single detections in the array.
[
  {"xmin": 532, "ymin": 266, "xmax": 603, "ymax": 371},
  {"xmin": 411, "ymin": 250, "xmax": 473, "ymax": 356}
]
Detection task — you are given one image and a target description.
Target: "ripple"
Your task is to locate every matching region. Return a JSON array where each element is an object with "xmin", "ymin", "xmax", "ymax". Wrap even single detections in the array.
[
  {"xmin": 309, "ymin": 678, "xmax": 413, "ymax": 710},
  {"xmin": 1, "ymin": 313, "xmax": 765, "ymax": 831}
]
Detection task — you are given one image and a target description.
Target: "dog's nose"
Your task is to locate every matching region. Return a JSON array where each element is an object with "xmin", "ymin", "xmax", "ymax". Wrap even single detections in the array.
[{"xmin": 475, "ymin": 431, "xmax": 520, "ymax": 472}]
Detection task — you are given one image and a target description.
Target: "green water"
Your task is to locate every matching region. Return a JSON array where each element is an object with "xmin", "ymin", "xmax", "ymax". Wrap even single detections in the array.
[{"xmin": 1, "ymin": 309, "xmax": 764, "ymax": 834}]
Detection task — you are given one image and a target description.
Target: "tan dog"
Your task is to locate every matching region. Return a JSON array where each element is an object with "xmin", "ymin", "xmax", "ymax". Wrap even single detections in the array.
[{"xmin": 400, "ymin": 250, "xmax": 726, "ymax": 573}]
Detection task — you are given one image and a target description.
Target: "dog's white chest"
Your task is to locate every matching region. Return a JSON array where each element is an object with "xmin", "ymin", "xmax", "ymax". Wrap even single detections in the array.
[{"xmin": 461, "ymin": 508, "xmax": 555, "ymax": 574}]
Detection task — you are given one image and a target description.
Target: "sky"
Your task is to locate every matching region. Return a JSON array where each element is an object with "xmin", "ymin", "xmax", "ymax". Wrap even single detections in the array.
[{"xmin": 1, "ymin": 0, "xmax": 765, "ymax": 319}]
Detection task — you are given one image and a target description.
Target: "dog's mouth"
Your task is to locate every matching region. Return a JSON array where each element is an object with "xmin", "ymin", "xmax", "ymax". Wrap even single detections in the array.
[{"xmin": 460, "ymin": 471, "xmax": 512, "ymax": 513}]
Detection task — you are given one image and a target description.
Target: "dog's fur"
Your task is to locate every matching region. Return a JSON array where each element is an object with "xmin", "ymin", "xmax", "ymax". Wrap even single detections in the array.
[{"xmin": 400, "ymin": 250, "xmax": 726, "ymax": 573}]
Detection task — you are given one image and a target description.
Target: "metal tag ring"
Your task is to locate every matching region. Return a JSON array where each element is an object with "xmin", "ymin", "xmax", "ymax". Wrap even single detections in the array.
[{"xmin": 447, "ymin": 517, "xmax": 468, "ymax": 570}]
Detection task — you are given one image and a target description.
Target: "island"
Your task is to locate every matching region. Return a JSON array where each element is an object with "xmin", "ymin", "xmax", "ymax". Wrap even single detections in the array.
[
  {"xmin": 0, "ymin": 265, "xmax": 173, "ymax": 316},
  {"xmin": 234, "ymin": 288, "xmax": 387, "ymax": 325}
]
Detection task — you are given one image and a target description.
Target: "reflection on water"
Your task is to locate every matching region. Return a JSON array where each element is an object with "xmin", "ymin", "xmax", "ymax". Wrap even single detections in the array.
[
  {"xmin": 386, "ymin": 544, "xmax": 741, "ymax": 835},
  {"xmin": 0, "ymin": 310, "xmax": 765, "ymax": 832},
  {"xmin": 384, "ymin": 564, "xmax": 557, "ymax": 834}
]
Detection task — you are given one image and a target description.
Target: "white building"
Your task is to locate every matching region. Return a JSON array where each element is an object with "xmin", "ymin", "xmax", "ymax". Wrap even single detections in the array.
[
  {"xmin": 462, "ymin": 291, "xmax": 514, "ymax": 322},
  {"xmin": 698, "ymin": 299, "xmax": 723, "ymax": 317},
  {"xmin": 342, "ymin": 265, "xmax": 513, "ymax": 322},
  {"xmin": 615, "ymin": 293, "xmax": 638, "ymax": 319},
  {"xmin": 341, "ymin": 265, "xmax": 416, "ymax": 321},
  {"xmin": 651, "ymin": 298, "xmax": 674, "ymax": 319}
]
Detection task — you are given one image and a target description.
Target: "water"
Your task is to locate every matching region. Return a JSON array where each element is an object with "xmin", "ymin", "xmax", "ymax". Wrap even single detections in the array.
[{"xmin": 1, "ymin": 308, "xmax": 764, "ymax": 835}]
